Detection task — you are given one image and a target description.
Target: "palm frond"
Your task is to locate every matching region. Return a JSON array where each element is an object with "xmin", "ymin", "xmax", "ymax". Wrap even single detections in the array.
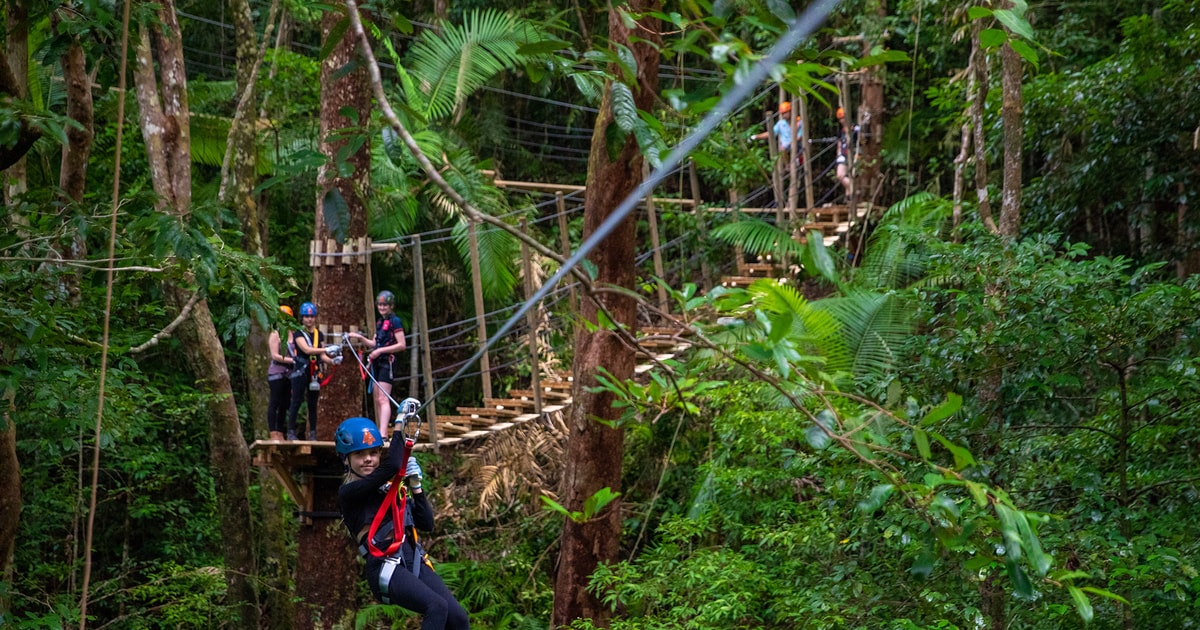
[
  {"xmin": 855, "ymin": 192, "xmax": 951, "ymax": 289},
  {"xmin": 189, "ymin": 113, "xmax": 232, "ymax": 168},
  {"xmin": 452, "ymin": 221, "xmax": 519, "ymax": 302},
  {"xmin": 409, "ymin": 10, "xmax": 547, "ymax": 120},
  {"xmin": 812, "ymin": 288, "xmax": 917, "ymax": 381},
  {"xmin": 710, "ymin": 218, "xmax": 805, "ymax": 259}
]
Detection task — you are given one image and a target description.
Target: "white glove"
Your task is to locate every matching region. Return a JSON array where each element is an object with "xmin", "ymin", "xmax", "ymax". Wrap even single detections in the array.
[
  {"xmin": 405, "ymin": 456, "xmax": 423, "ymax": 488},
  {"xmin": 332, "ymin": 355, "xmax": 343, "ymax": 365},
  {"xmin": 324, "ymin": 345, "xmax": 342, "ymax": 358}
]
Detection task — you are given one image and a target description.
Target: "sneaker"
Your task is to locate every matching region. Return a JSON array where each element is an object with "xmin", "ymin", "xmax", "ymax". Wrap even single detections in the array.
[
  {"xmin": 308, "ymin": 430, "xmax": 317, "ymax": 441},
  {"xmin": 286, "ymin": 431, "xmax": 298, "ymax": 441}
]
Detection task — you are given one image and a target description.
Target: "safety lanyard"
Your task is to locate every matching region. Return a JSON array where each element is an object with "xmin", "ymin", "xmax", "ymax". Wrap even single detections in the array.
[{"xmin": 365, "ymin": 436, "xmax": 414, "ymax": 558}]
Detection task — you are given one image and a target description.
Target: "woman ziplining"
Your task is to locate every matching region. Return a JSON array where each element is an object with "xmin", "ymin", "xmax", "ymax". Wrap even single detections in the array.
[{"xmin": 336, "ymin": 401, "xmax": 469, "ymax": 629}]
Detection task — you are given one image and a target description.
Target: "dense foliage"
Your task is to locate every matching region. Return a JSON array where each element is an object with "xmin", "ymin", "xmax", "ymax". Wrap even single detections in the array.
[{"xmin": 3, "ymin": 0, "xmax": 1199, "ymax": 628}]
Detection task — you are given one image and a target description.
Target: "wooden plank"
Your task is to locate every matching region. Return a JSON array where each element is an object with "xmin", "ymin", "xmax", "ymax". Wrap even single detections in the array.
[
  {"xmin": 483, "ymin": 398, "xmax": 538, "ymax": 411},
  {"xmin": 458, "ymin": 406, "xmax": 521, "ymax": 418}
]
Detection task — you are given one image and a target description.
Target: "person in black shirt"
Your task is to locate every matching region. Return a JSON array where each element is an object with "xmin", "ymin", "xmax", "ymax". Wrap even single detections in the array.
[
  {"xmin": 347, "ymin": 290, "xmax": 407, "ymax": 438},
  {"xmin": 335, "ymin": 414, "xmax": 469, "ymax": 629}
]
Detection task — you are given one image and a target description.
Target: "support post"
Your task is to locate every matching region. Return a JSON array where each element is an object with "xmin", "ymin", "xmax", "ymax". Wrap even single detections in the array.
[
  {"xmin": 520, "ymin": 218, "xmax": 543, "ymax": 413},
  {"xmin": 799, "ymin": 92, "xmax": 815, "ymax": 218},
  {"xmin": 412, "ymin": 235, "xmax": 439, "ymax": 451},
  {"xmin": 688, "ymin": 160, "xmax": 710, "ymax": 290},
  {"xmin": 556, "ymin": 192, "xmax": 577, "ymax": 316},
  {"xmin": 643, "ymin": 161, "xmax": 668, "ymax": 314},
  {"xmin": 467, "ymin": 221, "xmax": 493, "ymax": 400}
]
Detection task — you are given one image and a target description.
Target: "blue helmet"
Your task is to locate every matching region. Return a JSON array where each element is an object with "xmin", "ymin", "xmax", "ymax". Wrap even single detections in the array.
[
  {"xmin": 335, "ymin": 417, "xmax": 383, "ymax": 456},
  {"xmin": 376, "ymin": 290, "xmax": 395, "ymax": 306},
  {"xmin": 299, "ymin": 302, "xmax": 317, "ymax": 317}
]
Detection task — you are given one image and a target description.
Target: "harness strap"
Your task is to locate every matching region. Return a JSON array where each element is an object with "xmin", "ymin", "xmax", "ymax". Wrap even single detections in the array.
[
  {"xmin": 379, "ymin": 555, "xmax": 403, "ymax": 604},
  {"xmin": 365, "ymin": 437, "xmax": 415, "ymax": 558}
]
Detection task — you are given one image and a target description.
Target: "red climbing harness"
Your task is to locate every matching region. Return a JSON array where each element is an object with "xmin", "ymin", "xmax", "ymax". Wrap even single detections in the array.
[{"xmin": 364, "ymin": 402, "xmax": 422, "ymax": 558}]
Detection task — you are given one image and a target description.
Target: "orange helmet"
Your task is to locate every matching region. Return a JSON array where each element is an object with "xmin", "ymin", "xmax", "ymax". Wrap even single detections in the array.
[
  {"xmin": 836, "ymin": 106, "xmax": 845, "ymax": 119},
  {"xmin": 778, "ymin": 101, "xmax": 792, "ymax": 114},
  {"xmin": 280, "ymin": 305, "xmax": 294, "ymax": 317}
]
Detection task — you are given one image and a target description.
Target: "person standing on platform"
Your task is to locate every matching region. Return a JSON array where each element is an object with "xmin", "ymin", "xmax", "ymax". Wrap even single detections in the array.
[
  {"xmin": 750, "ymin": 101, "xmax": 801, "ymax": 155},
  {"xmin": 835, "ymin": 106, "xmax": 859, "ymax": 198},
  {"xmin": 266, "ymin": 305, "xmax": 296, "ymax": 441},
  {"xmin": 347, "ymin": 290, "xmax": 407, "ymax": 438},
  {"xmin": 286, "ymin": 302, "xmax": 338, "ymax": 441}
]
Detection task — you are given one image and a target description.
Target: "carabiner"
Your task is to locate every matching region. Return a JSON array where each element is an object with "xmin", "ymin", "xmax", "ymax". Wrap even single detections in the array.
[{"xmin": 396, "ymin": 397, "xmax": 422, "ymax": 444}]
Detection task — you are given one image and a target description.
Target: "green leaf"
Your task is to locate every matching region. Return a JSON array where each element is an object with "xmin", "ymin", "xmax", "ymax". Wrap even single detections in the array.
[
  {"xmin": 1006, "ymin": 558, "xmax": 1033, "ymax": 599},
  {"xmin": 931, "ymin": 432, "xmax": 977, "ymax": 469},
  {"xmin": 1079, "ymin": 586, "xmax": 1130, "ymax": 605},
  {"xmin": 857, "ymin": 484, "xmax": 894, "ymax": 513},
  {"xmin": 1009, "ymin": 39, "xmax": 1038, "ymax": 68},
  {"xmin": 582, "ymin": 487, "xmax": 621, "ymax": 520},
  {"xmin": 805, "ymin": 422, "xmax": 831, "ymax": 450},
  {"xmin": 993, "ymin": 9, "xmax": 1035, "ymax": 41},
  {"xmin": 321, "ymin": 188, "xmax": 350, "ymax": 244},
  {"xmin": 804, "ymin": 231, "xmax": 837, "ymax": 283},
  {"xmin": 967, "ymin": 6, "xmax": 993, "ymax": 19},
  {"xmin": 540, "ymin": 496, "xmax": 583, "ymax": 522},
  {"xmin": 318, "ymin": 15, "xmax": 349, "ymax": 62},
  {"xmin": 1068, "ymin": 586, "xmax": 1094, "ymax": 622},
  {"xmin": 1014, "ymin": 510, "xmax": 1051, "ymax": 576},
  {"xmin": 611, "ymin": 82, "xmax": 639, "ymax": 133},
  {"xmin": 965, "ymin": 480, "xmax": 989, "ymax": 507},
  {"xmin": 911, "ymin": 546, "xmax": 935, "ymax": 579},
  {"xmin": 980, "ymin": 28, "xmax": 1008, "ymax": 49},
  {"xmin": 920, "ymin": 393, "xmax": 962, "ymax": 426},
  {"xmin": 913, "ymin": 429, "xmax": 931, "ymax": 459}
]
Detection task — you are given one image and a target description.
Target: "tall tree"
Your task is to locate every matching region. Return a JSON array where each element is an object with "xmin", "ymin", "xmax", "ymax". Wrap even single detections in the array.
[
  {"xmin": 998, "ymin": 32, "xmax": 1022, "ymax": 237},
  {"xmin": 0, "ymin": 0, "xmax": 34, "ymax": 180},
  {"xmin": 551, "ymin": 1, "xmax": 660, "ymax": 626},
  {"xmin": 220, "ymin": 0, "xmax": 293, "ymax": 626},
  {"xmin": 130, "ymin": 1, "xmax": 259, "ymax": 626},
  {"xmin": 292, "ymin": 4, "xmax": 371, "ymax": 627}
]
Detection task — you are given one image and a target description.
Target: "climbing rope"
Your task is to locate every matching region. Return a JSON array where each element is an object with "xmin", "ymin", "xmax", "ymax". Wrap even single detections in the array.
[{"xmin": 81, "ymin": 0, "xmax": 132, "ymax": 625}]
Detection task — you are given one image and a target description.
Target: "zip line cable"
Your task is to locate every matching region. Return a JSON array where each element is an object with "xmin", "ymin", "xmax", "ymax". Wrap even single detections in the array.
[{"xmin": 422, "ymin": 0, "xmax": 842, "ymax": 412}]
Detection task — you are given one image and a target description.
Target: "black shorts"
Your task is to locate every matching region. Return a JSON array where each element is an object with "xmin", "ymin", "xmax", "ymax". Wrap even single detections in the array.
[{"xmin": 371, "ymin": 357, "xmax": 395, "ymax": 384}]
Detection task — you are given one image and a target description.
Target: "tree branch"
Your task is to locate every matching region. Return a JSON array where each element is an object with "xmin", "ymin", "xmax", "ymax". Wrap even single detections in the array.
[{"xmin": 128, "ymin": 290, "xmax": 202, "ymax": 354}]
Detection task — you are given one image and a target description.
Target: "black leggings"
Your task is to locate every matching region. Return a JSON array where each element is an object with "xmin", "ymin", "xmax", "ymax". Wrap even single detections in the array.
[
  {"xmin": 286, "ymin": 373, "xmax": 319, "ymax": 435},
  {"xmin": 267, "ymin": 377, "xmax": 291, "ymax": 434},
  {"xmin": 373, "ymin": 562, "xmax": 469, "ymax": 630}
]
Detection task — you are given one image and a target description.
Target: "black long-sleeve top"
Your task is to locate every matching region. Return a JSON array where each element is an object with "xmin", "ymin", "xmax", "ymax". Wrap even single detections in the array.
[{"xmin": 338, "ymin": 438, "xmax": 433, "ymax": 571}]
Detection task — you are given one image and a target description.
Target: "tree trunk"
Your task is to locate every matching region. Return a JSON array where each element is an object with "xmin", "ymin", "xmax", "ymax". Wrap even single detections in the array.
[
  {"xmin": 292, "ymin": 7, "xmax": 372, "ymax": 628},
  {"xmin": 132, "ymin": 3, "xmax": 260, "ymax": 625},
  {"xmin": 0, "ymin": 0, "xmax": 36, "ymax": 177},
  {"xmin": 0, "ymin": 403, "xmax": 19, "ymax": 607},
  {"xmin": 224, "ymin": 0, "xmax": 292, "ymax": 626},
  {"xmin": 54, "ymin": 26, "xmax": 94, "ymax": 307},
  {"xmin": 551, "ymin": 2, "xmax": 659, "ymax": 627},
  {"xmin": 2, "ymin": 0, "xmax": 30, "ymax": 205},
  {"xmin": 970, "ymin": 21, "xmax": 997, "ymax": 233},
  {"xmin": 0, "ymin": 1, "xmax": 29, "ymax": 591},
  {"xmin": 998, "ymin": 38, "xmax": 1022, "ymax": 238}
]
